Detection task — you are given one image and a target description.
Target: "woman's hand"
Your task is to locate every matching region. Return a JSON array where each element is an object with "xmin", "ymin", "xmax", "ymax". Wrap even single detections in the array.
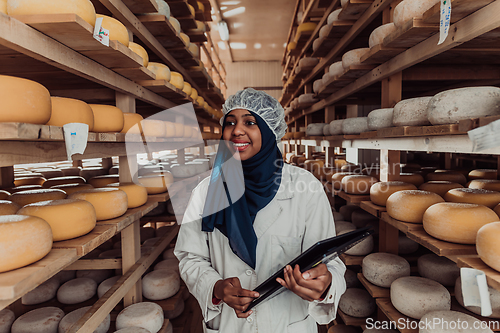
[
  {"xmin": 276, "ymin": 264, "xmax": 332, "ymax": 302},
  {"xmin": 213, "ymin": 277, "xmax": 259, "ymax": 318}
]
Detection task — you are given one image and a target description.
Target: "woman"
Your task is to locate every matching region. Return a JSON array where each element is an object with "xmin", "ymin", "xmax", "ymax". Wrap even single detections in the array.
[{"xmin": 174, "ymin": 88, "xmax": 346, "ymax": 333}]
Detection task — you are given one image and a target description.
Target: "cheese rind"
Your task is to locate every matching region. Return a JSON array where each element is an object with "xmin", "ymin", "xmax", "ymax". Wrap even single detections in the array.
[
  {"xmin": 0, "ymin": 200, "xmax": 21, "ymax": 215},
  {"xmin": 96, "ymin": 14, "xmax": 129, "ymax": 46},
  {"xmin": 369, "ymin": 23, "xmax": 396, "ymax": 48},
  {"xmin": 47, "ymin": 97, "xmax": 94, "ymax": 130},
  {"xmin": 455, "ymin": 276, "xmax": 500, "ymax": 318},
  {"xmin": 362, "ymin": 253, "xmax": 410, "ymax": 288},
  {"xmin": 142, "ymin": 269, "xmax": 180, "ymax": 300},
  {"xmin": 342, "ymin": 48, "xmax": 370, "ymax": 69},
  {"xmin": 393, "ymin": 97, "xmax": 432, "ymax": 126},
  {"xmin": 68, "ymin": 188, "xmax": 128, "ymax": 221},
  {"xmin": 115, "ymin": 302, "xmax": 164, "ymax": 333},
  {"xmin": 418, "ymin": 181, "xmax": 463, "ymax": 197},
  {"xmin": 59, "ymin": 306, "xmax": 110, "ymax": 333},
  {"xmin": 42, "ymin": 176, "xmax": 86, "ymax": 188},
  {"xmin": 341, "ymin": 175, "xmax": 378, "ymax": 195},
  {"xmin": 89, "ymin": 104, "xmax": 125, "ymax": 133},
  {"xmin": 57, "ymin": 277, "xmax": 97, "ymax": 304},
  {"xmin": 147, "ymin": 62, "xmax": 171, "ymax": 81},
  {"xmin": 88, "ymin": 175, "xmax": 120, "ymax": 188},
  {"xmin": 51, "ymin": 183, "xmax": 93, "ymax": 195},
  {"xmin": 341, "ymin": 117, "xmax": 369, "ymax": 134},
  {"xmin": 0, "ymin": 309, "xmax": 15, "ymax": 333},
  {"xmin": 121, "ymin": 113, "xmax": 144, "ymax": 134},
  {"xmin": 11, "ymin": 307, "xmax": 64, "ymax": 333},
  {"xmin": 367, "ymin": 108, "xmax": 394, "ymax": 130},
  {"xmin": 138, "ymin": 173, "xmax": 173, "ymax": 194},
  {"xmin": 386, "ymin": 190, "xmax": 444, "ymax": 223},
  {"xmin": 419, "ymin": 310, "xmax": 494, "ymax": 333},
  {"xmin": 370, "ymin": 181, "xmax": 417, "ymax": 206},
  {"xmin": 9, "ymin": 189, "xmax": 67, "ymax": 207},
  {"xmin": 129, "ymin": 42, "xmax": 149, "ymax": 67},
  {"xmin": 21, "ymin": 276, "xmax": 59, "ymax": 305},
  {"xmin": 170, "ymin": 72, "xmax": 184, "ymax": 89},
  {"xmin": 477, "ymin": 222, "xmax": 500, "ymax": 273},
  {"xmin": 106, "ymin": 183, "xmax": 148, "ymax": 208},
  {"xmin": 444, "ymin": 188, "xmax": 500, "ymax": 209},
  {"xmin": 339, "ymin": 288, "xmax": 376, "ymax": 318},
  {"xmin": 418, "ymin": 254, "xmax": 459, "ymax": 287}
]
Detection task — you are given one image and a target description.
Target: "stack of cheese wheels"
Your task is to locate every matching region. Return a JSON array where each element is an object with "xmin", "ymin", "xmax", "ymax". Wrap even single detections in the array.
[
  {"xmin": 17, "ymin": 199, "xmax": 96, "ymax": 241},
  {"xmin": 57, "ymin": 277, "xmax": 97, "ymax": 304},
  {"xmin": 341, "ymin": 175, "xmax": 378, "ymax": 195},
  {"xmin": 121, "ymin": 113, "xmax": 143, "ymax": 134},
  {"xmin": 14, "ymin": 176, "xmax": 46, "ymax": 186},
  {"xmin": 141, "ymin": 119, "xmax": 165, "ymax": 137},
  {"xmin": 147, "ymin": 62, "xmax": 171, "ymax": 81},
  {"xmin": 367, "ymin": 108, "xmax": 394, "ymax": 130},
  {"xmin": 11, "ymin": 307, "xmax": 64, "ymax": 333},
  {"xmin": 96, "ymin": 14, "xmax": 129, "ymax": 46},
  {"xmin": 51, "ymin": 183, "xmax": 93, "ymax": 195},
  {"xmin": 444, "ymin": 188, "xmax": 500, "ymax": 209},
  {"xmin": 398, "ymin": 173, "xmax": 425, "ymax": 187},
  {"xmin": 469, "ymin": 179, "xmax": 500, "ymax": 191},
  {"xmin": 386, "ymin": 190, "xmax": 444, "ymax": 223},
  {"xmin": 477, "ymin": 222, "xmax": 500, "ymax": 272},
  {"xmin": 0, "ymin": 215, "xmax": 52, "ymax": 272},
  {"xmin": 9, "ymin": 189, "xmax": 67, "ymax": 206},
  {"xmin": 313, "ymin": 166, "xmax": 338, "ymax": 181},
  {"xmin": 469, "ymin": 169, "xmax": 497, "ymax": 180},
  {"xmin": 426, "ymin": 171, "xmax": 467, "ymax": 185},
  {"xmin": 42, "ymin": 176, "xmax": 86, "ymax": 188},
  {"xmin": 0, "ymin": 309, "xmax": 15, "ymax": 332},
  {"xmin": 115, "ymin": 302, "xmax": 164, "ymax": 333},
  {"xmin": 455, "ymin": 276, "xmax": 500, "ymax": 318},
  {"xmin": 0, "ymin": 200, "xmax": 20, "ymax": 215},
  {"xmin": 89, "ymin": 104, "xmax": 125, "ymax": 133},
  {"xmin": 69, "ymin": 188, "xmax": 128, "ymax": 220},
  {"xmin": 46, "ymin": 97, "xmax": 95, "ymax": 130},
  {"xmin": 170, "ymin": 72, "xmax": 184, "ymax": 89},
  {"xmin": 138, "ymin": 173, "xmax": 173, "ymax": 194},
  {"xmin": 142, "ymin": 269, "xmax": 180, "ymax": 300},
  {"xmin": 332, "ymin": 172, "xmax": 355, "ymax": 190},
  {"xmin": 59, "ymin": 306, "xmax": 110, "ymax": 333},
  {"xmin": 393, "ymin": 0, "xmax": 441, "ymax": 28},
  {"xmin": 368, "ymin": 23, "xmax": 396, "ymax": 48},
  {"xmin": 362, "ymin": 253, "xmax": 410, "ymax": 288},
  {"xmin": 88, "ymin": 174, "xmax": 120, "ymax": 187},
  {"xmin": 419, "ymin": 310, "xmax": 495, "ymax": 333},
  {"xmin": 128, "ymin": 42, "xmax": 149, "ymax": 67},
  {"xmin": 418, "ymin": 181, "xmax": 463, "ymax": 197},
  {"xmin": 370, "ymin": 181, "xmax": 417, "ymax": 206},
  {"xmin": 418, "ymin": 253, "xmax": 459, "ymax": 287},
  {"xmin": 338, "ymin": 288, "xmax": 376, "ymax": 318},
  {"xmin": 393, "ymin": 97, "xmax": 432, "ymax": 126},
  {"xmin": 22, "ymin": 276, "xmax": 59, "ymax": 305},
  {"xmin": 106, "ymin": 183, "xmax": 148, "ymax": 208},
  {"xmin": 6, "ymin": 0, "xmax": 97, "ymax": 26},
  {"xmin": 391, "ymin": 276, "xmax": 450, "ymax": 319},
  {"xmin": 423, "ymin": 202, "xmax": 499, "ymax": 244}
]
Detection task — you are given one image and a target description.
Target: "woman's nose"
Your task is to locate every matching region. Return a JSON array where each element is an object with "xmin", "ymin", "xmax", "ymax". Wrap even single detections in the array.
[{"xmin": 232, "ymin": 122, "xmax": 245, "ymax": 136}]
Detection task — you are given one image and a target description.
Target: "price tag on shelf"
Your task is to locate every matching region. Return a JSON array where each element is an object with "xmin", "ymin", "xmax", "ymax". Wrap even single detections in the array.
[
  {"xmin": 438, "ymin": 0, "xmax": 452, "ymax": 45},
  {"xmin": 460, "ymin": 267, "xmax": 492, "ymax": 317},
  {"xmin": 63, "ymin": 123, "xmax": 89, "ymax": 161},
  {"xmin": 468, "ymin": 119, "xmax": 500, "ymax": 152},
  {"xmin": 93, "ymin": 17, "xmax": 110, "ymax": 46}
]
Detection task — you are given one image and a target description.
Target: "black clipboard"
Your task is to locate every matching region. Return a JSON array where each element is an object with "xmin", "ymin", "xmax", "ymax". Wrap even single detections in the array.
[{"xmin": 243, "ymin": 226, "xmax": 374, "ymax": 312}]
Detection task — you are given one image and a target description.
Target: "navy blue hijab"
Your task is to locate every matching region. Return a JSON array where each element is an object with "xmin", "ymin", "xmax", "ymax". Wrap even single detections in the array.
[{"xmin": 201, "ymin": 111, "xmax": 283, "ymax": 268}]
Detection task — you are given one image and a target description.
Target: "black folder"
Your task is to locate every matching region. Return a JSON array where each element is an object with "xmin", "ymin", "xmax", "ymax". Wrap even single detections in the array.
[{"xmin": 243, "ymin": 226, "xmax": 374, "ymax": 312}]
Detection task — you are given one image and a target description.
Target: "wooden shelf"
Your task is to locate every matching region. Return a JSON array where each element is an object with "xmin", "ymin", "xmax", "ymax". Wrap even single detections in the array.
[
  {"xmin": 340, "ymin": 253, "xmax": 364, "ymax": 266},
  {"xmin": 406, "ymin": 226, "xmax": 477, "ymax": 258},
  {"xmin": 360, "ymin": 201, "xmax": 386, "ymax": 218},
  {"xmin": 383, "ymin": 18, "xmax": 438, "ymax": 49},
  {"xmin": 338, "ymin": 0, "xmax": 374, "ymax": 20},
  {"xmin": 337, "ymin": 190, "xmax": 371, "ymax": 205},
  {"xmin": 457, "ymin": 256, "xmax": 500, "ymax": 292},
  {"xmin": 380, "ymin": 212, "xmax": 421, "ymax": 235},
  {"xmin": 360, "ymin": 45, "xmax": 405, "ymax": 65},
  {"xmin": 122, "ymin": 0, "xmax": 158, "ymax": 14},
  {"xmin": 337, "ymin": 308, "xmax": 374, "ymax": 326},
  {"xmin": 357, "ymin": 273, "xmax": 390, "ymax": 298},
  {"xmin": 98, "ymin": 200, "xmax": 159, "ymax": 233},
  {"xmin": 451, "ymin": 298, "xmax": 500, "ymax": 332},
  {"xmin": 52, "ymin": 224, "xmax": 118, "ymax": 257},
  {"xmin": 311, "ymin": 20, "xmax": 355, "ymax": 58},
  {"xmin": 376, "ymin": 298, "xmax": 418, "ymax": 333},
  {"xmin": 136, "ymin": 79, "xmax": 190, "ymax": 102}
]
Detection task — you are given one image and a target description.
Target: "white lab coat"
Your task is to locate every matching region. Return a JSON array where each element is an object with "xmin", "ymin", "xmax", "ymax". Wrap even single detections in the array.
[{"xmin": 174, "ymin": 163, "xmax": 346, "ymax": 333}]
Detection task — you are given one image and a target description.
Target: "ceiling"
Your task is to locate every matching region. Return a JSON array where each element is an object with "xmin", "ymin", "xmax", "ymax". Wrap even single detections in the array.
[{"xmin": 210, "ymin": 0, "xmax": 297, "ymax": 62}]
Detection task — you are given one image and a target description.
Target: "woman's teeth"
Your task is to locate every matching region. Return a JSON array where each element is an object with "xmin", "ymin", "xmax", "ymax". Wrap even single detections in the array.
[{"xmin": 232, "ymin": 143, "xmax": 249, "ymax": 147}]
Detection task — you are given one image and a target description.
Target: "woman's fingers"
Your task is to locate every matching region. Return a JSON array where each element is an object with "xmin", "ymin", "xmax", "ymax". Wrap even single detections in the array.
[
  {"xmin": 235, "ymin": 309, "xmax": 253, "ymax": 318},
  {"xmin": 302, "ymin": 263, "xmax": 328, "ymax": 280}
]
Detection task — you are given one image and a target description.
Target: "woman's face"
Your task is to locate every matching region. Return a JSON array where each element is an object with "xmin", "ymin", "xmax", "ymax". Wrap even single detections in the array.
[{"xmin": 222, "ymin": 109, "xmax": 262, "ymax": 161}]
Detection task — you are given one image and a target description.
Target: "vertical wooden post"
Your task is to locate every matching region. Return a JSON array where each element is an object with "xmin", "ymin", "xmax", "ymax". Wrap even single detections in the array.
[
  {"xmin": 199, "ymin": 143, "xmax": 206, "ymax": 158},
  {"xmin": 0, "ymin": 166, "xmax": 14, "ymax": 188},
  {"xmin": 325, "ymin": 105, "xmax": 335, "ymax": 124},
  {"xmin": 177, "ymin": 148, "xmax": 186, "ymax": 164},
  {"xmin": 72, "ymin": 160, "xmax": 83, "ymax": 168},
  {"xmin": 444, "ymin": 153, "xmax": 452, "ymax": 170},
  {"xmin": 101, "ymin": 157, "xmax": 113, "ymax": 171},
  {"xmin": 380, "ymin": 149, "xmax": 400, "ymax": 182},
  {"xmin": 326, "ymin": 147, "xmax": 335, "ymax": 167}
]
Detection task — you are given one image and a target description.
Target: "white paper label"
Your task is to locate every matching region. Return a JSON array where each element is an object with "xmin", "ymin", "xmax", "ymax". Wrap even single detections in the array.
[
  {"xmin": 468, "ymin": 119, "xmax": 500, "ymax": 152},
  {"xmin": 460, "ymin": 267, "xmax": 492, "ymax": 317},
  {"xmin": 438, "ymin": 0, "xmax": 452, "ymax": 45},
  {"xmin": 93, "ymin": 17, "xmax": 110, "ymax": 46},
  {"xmin": 63, "ymin": 123, "xmax": 89, "ymax": 161}
]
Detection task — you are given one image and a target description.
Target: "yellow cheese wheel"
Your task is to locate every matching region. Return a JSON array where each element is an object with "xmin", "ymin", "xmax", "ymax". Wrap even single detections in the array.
[
  {"xmin": 121, "ymin": 113, "xmax": 144, "ymax": 134},
  {"xmin": 426, "ymin": 171, "xmax": 467, "ymax": 185},
  {"xmin": 477, "ymin": 222, "xmax": 500, "ymax": 272},
  {"xmin": 0, "ymin": 75, "xmax": 51, "ymax": 125},
  {"xmin": 196, "ymin": 96, "xmax": 205, "ymax": 106},
  {"xmin": 169, "ymin": 16, "xmax": 181, "ymax": 33},
  {"xmin": 89, "ymin": 104, "xmax": 125, "ymax": 133},
  {"xmin": 0, "ymin": 190, "xmax": 10, "ymax": 200},
  {"xmin": 14, "ymin": 176, "xmax": 46, "ymax": 187},
  {"xmin": 0, "ymin": 0, "xmax": 6, "ymax": 14},
  {"xmin": 174, "ymin": 123, "xmax": 184, "ymax": 137},
  {"xmin": 444, "ymin": 188, "xmax": 500, "ymax": 209},
  {"xmin": 341, "ymin": 175, "xmax": 378, "ymax": 194},
  {"xmin": 386, "ymin": 190, "xmax": 444, "ymax": 223},
  {"xmin": 8, "ymin": 185, "xmax": 42, "ymax": 193},
  {"xmin": 138, "ymin": 173, "xmax": 173, "ymax": 194},
  {"xmin": 370, "ymin": 181, "xmax": 417, "ymax": 207},
  {"xmin": 341, "ymin": 164, "xmax": 361, "ymax": 173},
  {"xmin": 398, "ymin": 173, "xmax": 425, "ymax": 187},
  {"xmin": 297, "ymin": 22, "xmax": 317, "ymax": 34},
  {"xmin": 18, "ymin": 199, "xmax": 96, "ymax": 241},
  {"xmin": 193, "ymin": 20, "xmax": 206, "ymax": 32},
  {"xmin": 190, "ymin": 88, "xmax": 198, "ymax": 100},
  {"xmin": 0, "ymin": 200, "xmax": 21, "ymax": 215},
  {"xmin": 0, "ymin": 215, "xmax": 52, "ymax": 272},
  {"xmin": 313, "ymin": 167, "xmax": 339, "ymax": 181},
  {"xmin": 106, "ymin": 182, "xmax": 148, "ymax": 208},
  {"xmin": 180, "ymin": 33, "xmax": 190, "ymax": 46},
  {"xmin": 165, "ymin": 121, "xmax": 176, "ymax": 138},
  {"xmin": 170, "ymin": 72, "xmax": 184, "ymax": 89},
  {"xmin": 188, "ymin": 43, "xmax": 199, "ymax": 57},
  {"xmin": 51, "ymin": 183, "xmax": 94, "ymax": 195},
  {"xmin": 88, "ymin": 175, "xmax": 120, "ymax": 188},
  {"xmin": 37, "ymin": 169, "xmax": 64, "ymax": 179},
  {"xmin": 69, "ymin": 188, "xmax": 128, "ymax": 221},
  {"xmin": 334, "ymin": 159, "xmax": 348, "ymax": 169},
  {"xmin": 128, "ymin": 42, "xmax": 149, "ymax": 67},
  {"xmin": 183, "ymin": 125, "xmax": 193, "ymax": 138},
  {"xmin": 9, "ymin": 189, "xmax": 67, "ymax": 207},
  {"xmin": 7, "ymin": 0, "xmax": 96, "ymax": 27},
  {"xmin": 147, "ymin": 62, "xmax": 171, "ymax": 81},
  {"xmin": 187, "ymin": 4, "xmax": 195, "ymax": 16},
  {"xmin": 332, "ymin": 172, "xmax": 355, "ymax": 190},
  {"xmin": 469, "ymin": 179, "xmax": 500, "ymax": 192},
  {"xmin": 96, "ymin": 14, "xmax": 129, "ymax": 46},
  {"xmin": 60, "ymin": 167, "xmax": 82, "ymax": 176},
  {"xmin": 45, "ymin": 97, "xmax": 95, "ymax": 130},
  {"xmin": 203, "ymin": 101, "xmax": 209, "ymax": 110},
  {"xmin": 304, "ymin": 160, "xmax": 324, "ymax": 172},
  {"xmin": 423, "ymin": 202, "xmax": 499, "ymax": 244},
  {"xmin": 141, "ymin": 119, "xmax": 166, "ymax": 137},
  {"xmin": 182, "ymin": 82, "xmax": 192, "ymax": 96},
  {"xmin": 469, "ymin": 169, "xmax": 497, "ymax": 180},
  {"xmin": 197, "ymin": 2, "xmax": 204, "ymax": 12},
  {"xmin": 42, "ymin": 176, "xmax": 86, "ymax": 188},
  {"xmin": 287, "ymin": 41, "xmax": 297, "ymax": 52},
  {"xmin": 418, "ymin": 181, "xmax": 464, "ymax": 198}
]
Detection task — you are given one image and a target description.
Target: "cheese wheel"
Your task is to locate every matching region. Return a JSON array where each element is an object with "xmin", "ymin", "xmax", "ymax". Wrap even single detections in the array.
[
  {"xmin": 342, "ymin": 48, "xmax": 370, "ymax": 69},
  {"xmin": 128, "ymin": 42, "xmax": 149, "ymax": 67},
  {"xmin": 42, "ymin": 176, "xmax": 86, "ymax": 188},
  {"xmin": 18, "ymin": 199, "xmax": 96, "ymax": 241},
  {"xmin": 392, "ymin": 96, "xmax": 432, "ymax": 126},
  {"xmin": 197, "ymin": 1, "xmax": 204, "ymax": 12},
  {"xmin": 121, "ymin": 113, "xmax": 144, "ymax": 134},
  {"xmin": 344, "ymin": 269, "xmax": 360, "ymax": 289},
  {"xmin": 0, "ymin": 200, "xmax": 20, "ymax": 215},
  {"xmin": 76, "ymin": 269, "xmax": 113, "ymax": 284},
  {"xmin": 89, "ymin": 104, "xmax": 125, "ymax": 133},
  {"xmin": 319, "ymin": 24, "xmax": 330, "ymax": 39},
  {"xmin": 7, "ymin": 0, "xmax": 96, "ymax": 27},
  {"xmin": 46, "ymin": 97, "xmax": 94, "ymax": 130},
  {"xmin": 0, "ymin": 190, "xmax": 10, "ymax": 200},
  {"xmin": 418, "ymin": 253, "xmax": 459, "ymax": 287},
  {"xmin": 304, "ymin": 160, "xmax": 324, "ymax": 173},
  {"xmin": 192, "ymin": 20, "xmax": 206, "ymax": 32},
  {"xmin": 80, "ymin": 167, "xmax": 107, "ymax": 181},
  {"xmin": 398, "ymin": 173, "xmax": 425, "ymax": 187},
  {"xmin": 188, "ymin": 43, "xmax": 199, "ymax": 57},
  {"xmin": 386, "ymin": 190, "xmax": 444, "ymax": 223},
  {"xmin": 338, "ymin": 288, "xmax": 376, "ymax": 318},
  {"xmin": 180, "ymin": 32, "xmax": 190, "ymax": 46},
  {"xmin": 287, "ymin": 40, "xmax": 297, "ymax": 52},
  {"xmin": 106, "ymin": 183, "xmax": 147, "ymax": 208},
  {"xmin": 51, "ymin": 183, "xmax": 93, "ymax": 195},
  {"xmin": 147, "ymin": 62, "xmax": 171, "ymax": 81},
  {"xmin": 57, "ymin": 277, "xmax": 97, "ymax": 304},
  {"xmin": 393, "ymin": 0, "xmax": 440, "ymax": 28},
  {"xmin": 9, "ymin": 189, "xmax": 67, "ymax": 206},
  {"xmin": 162, "ymin": 121, "xmax": 175, "ymax": 137},
  {"xmin": 141, "ymin": 119, "xmax": 166, "ymax": 137},
  {"xmin": 444, "ymin": 188, "xmax": 500, "ymax": 209},
  {"xmin": 311, "ymin": 38, "xmax": 322, "ymax": 52},
  {"xmin": 59, "ymin": 306, "xmax": 110, "ymax": 333},
  {"xmin": 54, "ymin": 270, "xmax": 76, "ymax": 284},
  {"xmin": 426, "ymin": 171, "xmax": 467, "ymax": 185},
  {"xmin": 97, "ymin": 275, "xmax": 120, "ymax": 298},
  {"xmin": 367, "ymin": 108, "xmax": 394, "ymax": 130},
  {"xmin": 296, "ymin": 22, "xmax": 317, "ymax": 35},
  {"xmin": 11, "ymin": 307, "xmax": 64, "ymax": 333},
  {"xmin": 0, "ymin": 309, "xmax": 15, "ymax": 333},
  {"xmin": 391, "ymin": 276, "xmax": 450, "ymax": 319},
  {"xmin": 116, "ymin": 302, "xmax": 164, "ymax": 333},
  {"xmin": 338, "ymin": 226, "xmax": 374, "ymax": 256},
  {"xmin": 142, "ymin": 269, "xmax": 180, "ymax": 300},
  {"xmin": 0, "ymin": 0, "xmax": 6, "ymax": 14},
  {"xmin": 370, "ymin": 181, "xmax": 417, "ymax": 206},
  {"xmin": 187, "ymin": 3, "xmax": 194, "ymax": 16},
  {"xmin": 341, "ymin": 164, "xmax": 361, "ymax": 173},
  {"xmin": 60, "ymin": 167, "xmax": 82, "ymax": 176},
  {"xmin": 341, "ymin": 175, "xmax": 378, "ymax": 195},
  {"xmin": 362, "ymin": 253, "xmax": 410, "ymax": 288},
  {"xmin": 327, "ymin": 62, "xmax": 343, "ymax": 79},
  {"xmin": 154, "ymin": 258, "xmax": 179, "ymax": 273},
  {"xmin": 313, "ymin": 79, "xmax": 323, "ymax": 94},
  {"xmin": 69, "ymin": 188, "xmax": 127, "ymax": 220},
  {"xmin": 14, "ymin": 176, "xmax": 46, "ymax": 187},
  {"xmin": 477, "ymin": 222, "xmax": 500, "ymax": 273},
  {"xmin": 114, "ymin": 328, "xmax": 151, "ymax": 333},
  {"xmin": 174, "ymin": 123, "xmax": 184, "ymax": 137},
  {"xmin": 162, "ymin": 247, "xmax": 176, "ymax": 260},
  {"xmin": 170, "ymin": 72, "xmax": 184, "ymax": 89},
  {"xmin": 196, "ymin": 96, "xmax": 205, "ymax": 107},
  {"xmin": 369, "ymin": 23, "xmax": 396, "ymax": 48},
  {"xmin": 138, "ymin": 173, "xmax": 173, "ymax": 194},
  {"xmin": 96, "ymin": 14, "xmax": 129, "ymax": 46},
  {"xmin": 88, "ymin": 175, "xmax": 120, "ymax": 188},
  {"xmin": 183, "ymin": 125, "xmax": 193, "ymax": 137},
  {"xmin": 327, "ymin": 8, "xmax": 342, "ymax": 25},
  {"xmin": 21, "ymin": 276, "xmax": 59, "ymax": 305},
  {"xmin": 146, "ymin": 0, "xmax": 170, "ymax": 18},
  {"xmin": 423, "ymin": 202, "xmax": 499, "ymax": 244},
  {"xmin": 332, "ymin": 172, "xmax": 355, "ymax": 190},
  {"xmin": 169, "ymin": 16, "xmax": 180, "ymax": 33},
  {"xmin": 190, "ymin": 88, "xmax": 198, "ymax": 100},
  {"xmin": 469, "ymin": 169, "xmax": 497, "ymax": 180},
  {"xmin": 299, "ymin": 93, "xmax": 318, "ymax": 105},
  {"xmin": 470, "ymin": 179, "xmax": 500, "ymax": 194},
  {"xmin": 342, "ymin": 117, "xmax": 369, "ymax": 134},
  {"xmin": 182, "ymin": 81, "xmax": 192, "ymax": 96},
  {"xmin": 329, "ymin": 119, "xmax": 344, "ymax": 135},
  {"xmin": 419, "ymin": 310, "xmax": 494, "ymax": 333},
  {"xmin": 455, "ymin": 276, "xmax": 500, "ymax": 318},
  {"xmin": 418, "ymin": 181, "xmax": 463, "ymax": 197},
  {"xmin": 306, "ymin": 123, "xmax": 327, "ymax": 136},
  {"xmin": 338, "ymin": 205, "xmax": 362, "ymax": 222}
]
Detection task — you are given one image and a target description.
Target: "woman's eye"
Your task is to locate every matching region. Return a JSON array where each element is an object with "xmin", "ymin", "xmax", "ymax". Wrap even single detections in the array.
[
  {"xmin": 246, "ymin": 120, "xmax": 257, "ymax": 126},
  {"xmin": 224, "ymin": 121, "xmax": 235, "ymax": 126}
]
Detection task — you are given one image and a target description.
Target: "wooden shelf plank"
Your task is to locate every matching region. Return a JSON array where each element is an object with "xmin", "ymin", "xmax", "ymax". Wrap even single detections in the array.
[
  {"xmin": 122, "ymin": 0, "xmax": 158, "ymax": 14},
  {"xmin": 338, "ymin": 0, "xmax": 374, "ymax": 20},
  {"xmin": 340, "ymin": 253, "xmax": 364, "ymax": 266},
  {"xmin": 380, "ymin": 212, "xmax": 423, "ymax": 235},
  {"xmin": 136, "ymin": 79, "xmax": 189, "ymax": 101},
  {"xmin": 185, "ymin": 30, "xmax": 207, "ymax": 43},
  {"xmin": 52, "ymin": 224, "xmax": 117, "ymax": 256},
  {"xmin": 360, "ymin": 201, "xmax": 386, "ymax": 218},
  {"xmin": 311, "ymin": 21, "xmax": 355, "ymax": 58},
  {"xmin": 114, "ymin": 66, "xmax": 156, "ymax": 80},
  {"xmin": 337, "ymin": 308, "xmax": 373, "ymax": 326},
  {"xmin": 166, "ymin": 0, "xmax": 192, "ymax": 18},
  {"xmin": 98, "ymin": 200, "xmax": 158, "ymax": 232},
  {"xmin": 360, "ymin": 45, "xmax": 405, "ymax": 65},
  {"xmin": 138, "ymin": 14, "xmax": 183, "ymax": 46},
  {"xmin": 177, "ymin": 16, "xmax": 197, "ymax": 30},
  {"xmin": 457, "ymin": 256, "xmax": 500, "ymax": 292},
  {"xmin": 337, "ymin": 190, "xmax": 371, "ymax": 204},
  {"xmin": 407, "ymin": 226, "xmax": 477, "ymax": 257},
  {"xmin": 451, "ymin": 298, "xmax": 500, "ymax": 331},
  {"xmin": 376, "ymin": 298, "xmax": 418, "ymax": 333},
  {"xmin": 383, "ymin": 19, "xmax": 439, "ymax": 49},
  {"xmin": 422, "ymin": 0, "xmax": 495, "ymax": 24},
  {"xmin": 357, "ymin": 273, "xmax": 390, "ymax": 298}
]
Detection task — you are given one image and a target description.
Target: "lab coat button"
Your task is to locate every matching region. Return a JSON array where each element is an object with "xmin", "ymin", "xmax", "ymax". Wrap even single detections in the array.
[
  {"xmin": 246, "ymin": 270, "xmax": 253, "ymax": 276},
  {"xmin": 246, "ymin": 316, "xmax": 254, "ymax": 323}
]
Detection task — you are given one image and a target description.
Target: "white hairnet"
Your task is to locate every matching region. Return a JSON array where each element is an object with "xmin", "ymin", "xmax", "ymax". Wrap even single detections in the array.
[{"xmin": 220, "ymin": 88, "xmax": 287, "ymax": 142}]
